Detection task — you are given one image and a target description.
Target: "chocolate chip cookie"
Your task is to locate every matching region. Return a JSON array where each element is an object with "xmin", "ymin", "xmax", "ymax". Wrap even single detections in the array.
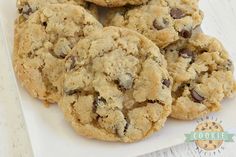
[
  {"xmin": 84, "ymin": 0, "xmax": 149, "ymax": 7},
  {"xmin": 164, "ymin": 33, "xmax": 236, "ymax": 120},
  {"xmin": 17, "ymin": 0, "xmax": 98, "ymax": 23},
  {"xmin": 13, "ymin": 4, "xmax": 103, "ymax": 104},
  {"xmin": 105, "ymin": 0, "xmax": 203, "ymax": 48},
  {"xmin": 59, "ymin": 26, "xmax": 172, "ymax": 142}
]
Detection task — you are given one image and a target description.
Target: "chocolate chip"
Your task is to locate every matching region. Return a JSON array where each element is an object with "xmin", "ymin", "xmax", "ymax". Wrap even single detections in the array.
[
  {"xmin": 170, "ymin": 8, "xmax": 185, "ymax": 19},
  {"xmin": 115, "ymin": 73, "xmax": 134, "ymax": 91},
  {"xmin": 179, "ymin": 29, "xmax": 192, "ymax": 38},
  {"xmin": 65, "ymin": 89, "xmax": 80, "ymax": 95},
  {"xmin": 68, "ymin": 56, "xmax": 77, "ymax": 70},
  {"xmin": 22, "ymin": 3, "xmax": 33, "ymax": 16},
  {"xmin": 148, "ymin": 100, "xmax": 156, "ymax": 103},
  {"xmin": 18, "ymin": 8, "xmax": 23, "ymax": 14},
  {"xmin": 124, "ymin": 118, "xmax": 129, "ymax": 134},
  {"xmin": 59, "ymin": 53, "xmax": 67, "ymax": 58},
  {"xmin": 162, "ymin": 79, "xmax": 171, "ymax": 88},
  {"xmin": 93, "ymin": 96, "xmax": 106, "ymax": 112},
  {"xmin": 153, "ymin": 18, "xmax": 169, "ymax": 30},
  {"xmin": 147, "ymin": 99, "xmax": 164, "ymax": 106},
  {"xmin": 124, "ymin": 123, "xmax": 129, "ymax": 133},
  {"xmin": 191, "ymin": 89, "xmax": 205, "ymax": 103},
  {"xmin": 226, "ymin": 59, "xmax": 234, "ymax": 71},
  {"xmin": 94, "ymin": 97, "xmax": 106, "ymax": 105},
  {"xmin": 42, "ymin": 22, "xmax": 47, "ymax": 27},
  {"xmin": 153, "ymin": 19, "xmax": 163, "ymax": 30},
  {"xmin": 186, "ymin": 83, "xmax": 191, "ymax": 87},
  {"xmin": 179, "ymin": 48, "xmax": 194, "ymax": 58}
]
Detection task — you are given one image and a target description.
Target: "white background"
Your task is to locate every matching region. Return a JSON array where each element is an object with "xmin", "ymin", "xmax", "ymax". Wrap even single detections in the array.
[{"xmin": 0, "ymin": 0, "xmax": 236, "ymax": 157}]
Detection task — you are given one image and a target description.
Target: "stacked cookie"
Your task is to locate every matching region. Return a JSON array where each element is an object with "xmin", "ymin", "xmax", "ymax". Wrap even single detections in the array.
[{"xmin": 13, "ymin": 0, "xmax": 236, "ymax": 143}]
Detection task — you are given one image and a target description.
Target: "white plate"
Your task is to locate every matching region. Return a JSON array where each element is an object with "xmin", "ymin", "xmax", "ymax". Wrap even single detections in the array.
[{"xmin": 0, "ymin": 0, "xmax": 236, "ymax": 157}]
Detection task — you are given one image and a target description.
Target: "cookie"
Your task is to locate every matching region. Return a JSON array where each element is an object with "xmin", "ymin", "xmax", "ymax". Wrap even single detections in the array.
[
  {"xmin": 59, "ymin": 26, "xmax": 172, "ymax": 142},
  {"xmin": 105, "ymin": 0, "xmax": 203, "ymax": 48},
  {"xmin": 17, "ymin": 0, "xmax": 98, "ymax": 23},
  {"xmin": 84, "ymin": 0, "xmax": 149, "ymax": 7},
  {"xmin": 13, "ymin": 4, "xmax": 103, "ymax": 104},
  {"xmin": 164, "ymin": 33, "xmax": 236, "ymax": 120}
]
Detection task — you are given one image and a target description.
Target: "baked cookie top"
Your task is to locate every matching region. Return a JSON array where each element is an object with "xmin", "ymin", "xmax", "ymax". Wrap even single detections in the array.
[
  {"xmin": 16, "ymin": 0, "xmax": 98, "ymax": 23},
  {"xmin": 13, "ymin": 4, "xmax": 103, "ymax": 104},
  {"xmin": 164, "ymin": 33, "xmax": 236, "ymax": 120},
  {"xmin": 59, "ymin": 26, "xmax": 172, "ymax": 142},
  {"xmin": 84, "ymin": 0, "xmax": 149, "ymax": 7},
  {"xmin": 105, "ymin": 0, "xmax": 203, "ymax": 48}
]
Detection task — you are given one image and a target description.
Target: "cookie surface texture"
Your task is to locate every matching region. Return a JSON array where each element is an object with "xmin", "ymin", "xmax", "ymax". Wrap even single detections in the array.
[
  {"xmin": 164, "ymin": 33, "xmax": 236, "ymax": 120},
  {"xmin": 59, "ymin": 26, "xmax": 172, "ymax": 142},
  {"xmin": 13, "ymin": 4, "xmax": 103, "ymax": 104},
  {"xmin": 105, "ymin": 0, "xmax": 203, "ymax": 48},
  {"xmin": 16, "ymin": 0, "xmax": 98, "ymax": 23}
]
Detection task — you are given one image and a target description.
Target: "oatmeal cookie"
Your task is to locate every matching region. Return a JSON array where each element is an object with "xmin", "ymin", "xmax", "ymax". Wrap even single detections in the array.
[
  {"xmin": 164, "ymin": 33, "xmax": 236, "ymax": 120},
  {"xmin": 59, "ymin": 26, "xmax": 172, "ymax": 142},
  {"xmin": 13, "ymin": 4, "xmax": 102, "ymax": 104},
  {"xmin": 105, "ymin": 0, "xmax": 203, "ymax": 48}
]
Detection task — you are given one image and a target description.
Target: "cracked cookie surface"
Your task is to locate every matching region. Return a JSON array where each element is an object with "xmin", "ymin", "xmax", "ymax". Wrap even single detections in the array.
[
  {"xmin": 164, "ymin": 33, "xmax": 236, "ymax": 120},
  {"xmin": 16, "ymin": 0, "xmax": 98, "ymax": 23},
  {"xmin": 105, "ymin": 0, "xmax": 203, "ymax": 48},
  {"xmin": 13, "ymin": 4, "xmax": 103, "ymax": 104},
  {"xmin": 59, "ymin": 26, "xmax": 172, "ymax": 142},
  {"xmin": 84, "ymin": 0, "xmax": 149, "ymax": 7}
]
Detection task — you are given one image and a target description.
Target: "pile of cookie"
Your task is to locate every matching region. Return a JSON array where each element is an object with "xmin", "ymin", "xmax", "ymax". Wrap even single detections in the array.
[{"xmin": 13, "ymin": 0, "xmax": 236, "ymax": 143}]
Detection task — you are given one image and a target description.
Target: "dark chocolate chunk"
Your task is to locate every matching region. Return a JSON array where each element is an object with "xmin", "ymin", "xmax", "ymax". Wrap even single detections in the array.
[
  {"xmin": 162, "ymin": 79, "xmax": 171, "ymax": 88},
  {"xmin": 147, "ymin": 99, "xmax": 164, "ymax": 106},
  {"xmin": 153, "ymin": 19, "xmax": 164, "ymax": 30},
  {"xmin": 153, "ymin": 18, "xmax": 169, "ymax": 30},
  {"xmin": 93, "ymin": 97, "xmax": 106, "ymax": 106},
  {"xmin": 170, "ymin": 8, "xmax": 185, "ymax": 19},
  {"xmin": 42, "ymin": 22, "xmax": 47, "ymax": 27},
  {"xmin": 226, "ymin": 59, "xmax": 234, "ymax": 71},
  {"xmin": 58, "ymin": 51, "xmax": 67, "ymax": 59},
  {"xmin": 124, "ymin": 120, "xmax": 129, "ymax": 134},
  {"xmin": 65, "ymin": 89, "xmax": 80, "ymax": 95},
  {"xmin": 18, "ymin": 8, "xmax": 23, "ymax": 14},
  {"xmin": 93, "ymin": 96, "xmax": 106, "ymax": 112},
  {"xmin": 179, "ymin": 48, "xmax": 194, "ymax": 58},
  {"xmin": 179, "ymin": 29, "xmax": 192, "ymax": 38},
  {"xmin": 115, "ymin": 73, "xmax": 134, "ymax": 91},
  {"xmin": 191, "ymin": 89, "xmax": 205, "ymax": 103},
  {"xmin": 22, "ymin": 3, "xmax": 33, "ymax": 16},
  {"xmin": 68, "ymin": 56, "xmax": 77, "ymax": 70}
]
